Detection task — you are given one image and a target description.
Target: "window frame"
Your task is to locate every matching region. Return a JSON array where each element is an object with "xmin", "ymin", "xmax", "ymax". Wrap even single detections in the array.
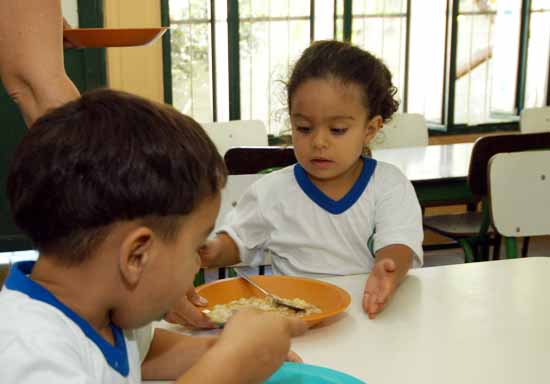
[{"xmin": 162, "ymin": 0, "xmax": 550, "ymax": 136}]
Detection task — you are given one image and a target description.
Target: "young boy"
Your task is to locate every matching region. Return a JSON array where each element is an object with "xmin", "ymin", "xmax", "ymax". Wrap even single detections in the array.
[{"xmin": 0, "ymin": 89, "xmax": 306, "ymax": 383}]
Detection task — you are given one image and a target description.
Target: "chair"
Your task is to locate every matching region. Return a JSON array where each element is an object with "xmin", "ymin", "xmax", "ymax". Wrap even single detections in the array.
[
  {"xmin": 423, "ymin": 132, "xmax": 550, "ymax": 262},
  {"xmin": 224, "ymin": 146, "xmax": 297, "ymax": 175},
  {"xmin": 488, "ymin": 150, "xmax": 550, "ymax": 258},
  {"xmin": 215, "ymin": 174, "xmax": 264, "ymax": 230},
  {"xmin": 197, "ymin": 173, "xmax": 266, "ymax": 283},
  {"xmin": 370, "ymin": 113, "xmax": 429, "ymax": 149},
  {"xmin": 195, "ymin": 145, "xmax": 295, "ymax": 285},
  {"xmin": 202, "ymin": 120, "xmax": 268, "ymax": 156},
  {"xmin": 519, "ymin": 106, "xmax": 550, "ymax": 133},
  {"xmin": 195, "ymin": 173, "xmax": 266, "ymax": 285}
]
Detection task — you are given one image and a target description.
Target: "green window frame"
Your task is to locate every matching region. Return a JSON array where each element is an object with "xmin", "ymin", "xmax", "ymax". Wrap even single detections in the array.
[{"xmin": 162, "ymin": 0, "xmax": 550, "ymax": 136}]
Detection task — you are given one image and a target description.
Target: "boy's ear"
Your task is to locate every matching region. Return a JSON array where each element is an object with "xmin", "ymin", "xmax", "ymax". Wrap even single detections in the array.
[
  {"xmin": 364, "ymin": 115, "xmax": 383, "ymax": 144},
  {"xmin": 119, "ymin": 227, "xmax": 154, "ymax": 287}
]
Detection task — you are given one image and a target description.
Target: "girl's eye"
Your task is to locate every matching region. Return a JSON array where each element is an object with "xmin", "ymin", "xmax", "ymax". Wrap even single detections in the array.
[
  {"xmin": 296, "ymin": 126, "xmax": 311, "ymax": 134},
  {"xmin": 331, "ymin": 128, "xmax": 348, "ymax": 135}
]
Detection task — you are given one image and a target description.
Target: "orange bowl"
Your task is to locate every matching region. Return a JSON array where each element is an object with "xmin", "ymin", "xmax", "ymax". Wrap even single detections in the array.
[
  {"xmin": 63, "ymin": 27, "xmax": 168, "ymax": 48},
  {"xmin": 196, "ymin": 275, "xmax": 351, "ymax": 327}
]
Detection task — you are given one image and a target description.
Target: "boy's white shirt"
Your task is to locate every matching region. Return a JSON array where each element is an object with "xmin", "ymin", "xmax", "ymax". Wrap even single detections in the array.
[
  {"xmin": 220, "ymin": 160, "xmax": 423, "ymax": 277},
  {"xmin": 0, "ymin": 269, "xmax": 153, "ymax": 383}
]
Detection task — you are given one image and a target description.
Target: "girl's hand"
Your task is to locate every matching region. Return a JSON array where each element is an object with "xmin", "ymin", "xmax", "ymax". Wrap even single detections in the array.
[
  {"xmin": 198, "ymin": 238, "xmax": 222, "ymax": 267},
  {"xmin": 363, "ymin": 258, "xmax": 398, "ymax": 319}
]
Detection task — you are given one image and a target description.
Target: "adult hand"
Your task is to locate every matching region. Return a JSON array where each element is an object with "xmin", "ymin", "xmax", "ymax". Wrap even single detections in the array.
[{"xmin": 62, "ymin": 17, "xmax": 82, "ymax": 49}]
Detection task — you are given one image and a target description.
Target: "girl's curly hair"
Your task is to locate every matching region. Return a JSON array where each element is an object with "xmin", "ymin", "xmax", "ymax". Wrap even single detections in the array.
[{"xmin": 287, "ymin": 40, "xmax": 399, "ymax": 122}]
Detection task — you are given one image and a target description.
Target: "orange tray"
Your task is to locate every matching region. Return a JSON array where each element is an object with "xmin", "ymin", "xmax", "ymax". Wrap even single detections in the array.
[{"xmin": 63, "ymin": 27, "xmax": 168, "ymax": 48}]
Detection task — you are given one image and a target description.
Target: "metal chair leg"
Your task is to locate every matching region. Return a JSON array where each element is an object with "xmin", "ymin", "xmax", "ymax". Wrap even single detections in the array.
[
  {"xmin": 492, "ymin": 233, "xmax": 501, "ymax": 260},
  {"xmin": 194, "ymin": 269, "xmax": 205, "ymax": 286},
  {"xmin": 459, "ymin": 239, "xmax": 475, "ymax": 263},
  {"xmin": 521, "ymin": 237, "xmax": 530, "ymax": 257},
  {"xmin": 480, "ymin": 237, "xmax": 490, "ymax": 261},
  {"xmin": 505, "ymin": 237, "xmax": 519, "ymax": 259}
]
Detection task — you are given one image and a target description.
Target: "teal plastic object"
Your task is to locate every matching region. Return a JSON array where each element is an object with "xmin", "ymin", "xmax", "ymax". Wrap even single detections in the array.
[{"xmin": 265, "ymin": 362, "xmax": 365, "ymax": 383}]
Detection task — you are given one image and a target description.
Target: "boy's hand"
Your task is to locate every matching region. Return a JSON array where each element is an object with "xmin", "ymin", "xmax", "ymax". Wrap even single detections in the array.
[
  {"xmin": 286, "ymin": 350, "xmax": 303, "ymax": 363},
  {"xmin": 363, "ymin": 258, "xmax": 398, "ymax": 319},
  {"xmin": 217, "ymin": 309, "xmax": 307, "ymax": 382},
  {"xmin": 164, "ymin": 287, "xmax": 218, "ymax": 329}
]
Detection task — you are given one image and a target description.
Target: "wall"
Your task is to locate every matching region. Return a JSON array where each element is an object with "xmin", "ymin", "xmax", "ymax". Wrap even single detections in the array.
[{"xmin": 103, "ymin": 0, "xmax": 165, "ymax": 103}]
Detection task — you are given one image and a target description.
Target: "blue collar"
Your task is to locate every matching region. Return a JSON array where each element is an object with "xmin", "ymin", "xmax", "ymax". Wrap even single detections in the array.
[
  {"xmin": 293, "ymin": 157, "xmax": 377, "ymax": 214},
  {"xmin": 5, "ymin": 261, "xmax": 129, "ymax": 377}
]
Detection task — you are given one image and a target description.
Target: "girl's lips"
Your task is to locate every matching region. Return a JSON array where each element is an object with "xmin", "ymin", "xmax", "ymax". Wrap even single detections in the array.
[{"xmin": 311, "ymin": 158, "xmax": 334, "ymax": 169}]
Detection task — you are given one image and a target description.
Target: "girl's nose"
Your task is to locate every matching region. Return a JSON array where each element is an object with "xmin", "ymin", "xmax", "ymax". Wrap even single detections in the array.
[{"xmin": 312, "ymin": 130, "xmax": 329, "ymax": 149}]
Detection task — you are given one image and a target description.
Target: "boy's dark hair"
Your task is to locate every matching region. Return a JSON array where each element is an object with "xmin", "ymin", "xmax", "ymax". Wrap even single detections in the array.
[
  {"xmin": 287, "ymin": 40, "xmax": 399, "ymax": 121},
  {"xmin": 7, "ymin": 89, "xmax": 227, "ymax": 264}
]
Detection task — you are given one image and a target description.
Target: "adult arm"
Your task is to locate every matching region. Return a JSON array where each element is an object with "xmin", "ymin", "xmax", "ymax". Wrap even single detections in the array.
[{"xmin": 0, "ymin": 0, "xmax": 79, "ymax": 126}]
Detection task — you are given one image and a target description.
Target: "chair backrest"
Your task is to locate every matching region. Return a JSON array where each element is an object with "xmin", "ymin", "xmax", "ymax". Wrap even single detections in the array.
[
  {"xmin": 215, "ymin": 174, "xmax": 264, "ymax": 230},
  {"xmin": 519, "ymin": 106, "xmax": 550, "ymax": 133},
  {"xmin": 488, "ymin": 150, "xmax": 550, "ymax": 237},
  {"xmin": 202, "ymin": 120, "xmax": 268, "ymax": 155},
  {"xmin": 224, "ymin": 146, "xmax": 297, "ymax": 175},
  {"xmin": 370, "ymin": 113, "xmax": 429, "ymax": 149},
  {"xmin": 468, "ymin": 132, "xmax": 550, "ymax": 196}
]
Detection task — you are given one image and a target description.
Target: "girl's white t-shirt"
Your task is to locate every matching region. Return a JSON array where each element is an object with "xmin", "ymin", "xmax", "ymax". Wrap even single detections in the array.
[{"xmin": 220, "ymin": 159, "xmax": 424, "ymax": 277}]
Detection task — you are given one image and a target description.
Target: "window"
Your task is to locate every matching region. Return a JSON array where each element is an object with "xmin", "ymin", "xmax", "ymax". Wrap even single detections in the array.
[
  {"xmin": 169, "ymin": 1, "xmax": 219, "ymax": 123},
  {"xmin": 525, "ymin": 1, "xmax": 550, "ymax": 108},
  {"xmin": 349, "ymin": 0, "xmax": 408, "ymax": 110},
  {"xmin": 455, "ymin": 0, "xmax": 520, "ymax": 125},
  {"xmin": 166, "ymin": 0, "xmax": 550, "ymax": 135},
  {"xmin": 239, "ymin": 1, "xmax": 311, "ymax": 134}
]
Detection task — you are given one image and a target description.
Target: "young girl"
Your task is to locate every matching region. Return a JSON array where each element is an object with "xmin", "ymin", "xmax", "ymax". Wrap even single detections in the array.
[{"xmin": 200, "ymin": 40, "xmax": 423, "ymax": 319}]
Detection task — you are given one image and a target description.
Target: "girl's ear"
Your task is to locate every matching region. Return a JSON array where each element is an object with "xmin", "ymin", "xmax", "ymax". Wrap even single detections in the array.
[
  {"xmin": 364, "ymin": 115, "xmax": 383, "ymax": 145},
  {"xmin": 119, "ymin": 227, "xmax": 154, "ymax": 287}
]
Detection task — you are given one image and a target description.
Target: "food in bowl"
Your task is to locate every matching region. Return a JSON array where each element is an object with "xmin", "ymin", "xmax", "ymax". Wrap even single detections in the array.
[
  {"xmin": 196, "ymin": 275, "xmax": 351, "ymax": 327},
  {"xmin": 205, "ymin": 295, "xmax": 321, "ymax": 324}
]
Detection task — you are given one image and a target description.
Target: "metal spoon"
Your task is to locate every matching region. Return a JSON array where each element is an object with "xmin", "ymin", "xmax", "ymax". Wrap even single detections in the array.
[{"xmin": 233, "ymin": 268, "xmax": 306, "ymax": 312}]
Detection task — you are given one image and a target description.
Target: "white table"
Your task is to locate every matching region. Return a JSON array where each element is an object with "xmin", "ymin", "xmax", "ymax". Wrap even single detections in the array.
[
  {"xmin": 372, "ymin": 143, "xmax": 473, "ymax": 183},
  {"xmin": 373, "ymin": 143, "xmax": 475, "ymax": 207},
  {"xmin": 147, "ymin": 257, "xmax": 550, "ymax": 383}
]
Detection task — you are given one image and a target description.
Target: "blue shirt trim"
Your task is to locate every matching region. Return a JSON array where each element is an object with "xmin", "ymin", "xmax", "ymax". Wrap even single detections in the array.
[
  {"xmin": 293, "ymin": 157, "xmax": 377, "ymax": 215},
  {"xmin": 5, "ymin": 261, "xmax": 129, "ymax": 377}
]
